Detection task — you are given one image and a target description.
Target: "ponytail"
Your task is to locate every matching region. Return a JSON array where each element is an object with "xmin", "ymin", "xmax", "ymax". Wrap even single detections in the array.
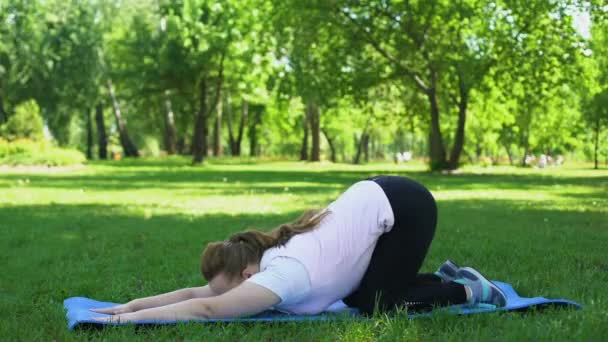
[{"xmin": 201, "ymin": 209, "xmax": 329, "ymax": 281}]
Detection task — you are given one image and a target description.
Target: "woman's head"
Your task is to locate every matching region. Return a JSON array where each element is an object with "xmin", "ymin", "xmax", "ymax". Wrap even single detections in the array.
[
  {"xmin": 200, "ymin": 209, "xmax": 329, "ymax": 292},
  {"xmin": 201, "ymin": 231, "xmax": 273, "ymax": 293}
]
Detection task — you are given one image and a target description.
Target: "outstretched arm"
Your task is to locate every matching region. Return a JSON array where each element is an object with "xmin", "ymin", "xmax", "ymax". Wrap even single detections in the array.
[
  {"xmin": 91, "ymin": 285, "xmax": 217, "ymax": 314},
  {"xmin": 93, "ymin": 282, "xmax": 280, "ymax": 322}
]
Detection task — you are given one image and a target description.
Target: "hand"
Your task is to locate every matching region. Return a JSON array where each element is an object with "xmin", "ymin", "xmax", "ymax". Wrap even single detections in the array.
[
  {"xmin": 91, "ymin": 312, "xmax": 137, "ymax": 323},
  {"xmin": 90, "ymin": 303, "xmax": 133, "ymax": 315}
]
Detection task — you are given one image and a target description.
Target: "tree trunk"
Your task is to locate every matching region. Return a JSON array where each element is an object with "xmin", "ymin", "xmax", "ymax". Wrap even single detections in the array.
[
  {"xmin": 370, "ymin": 135, "xmax": 375, "ymax": 159},
  {"xmin": 519, "ymin": 109, "xmax": 533, "ymax": 166},
  {"xmin": 504, "ymin": 144, "xmax": 514, "ymax": 165},
  {"xmin": 322, "ymin": 128, "xmax": 336, "ymax": 162},
  {"xmin": 520, "ymin": 130, "xmax": 530, "ymax": 167},
  {"xmin": 95, "ymin": 103, "xmax": 108, "ymax": 160},
  {"xmin": 0, "ymin": 85, "xmax": 7, "ymax": 124},
  {"xmin": 227, "ymin": 98, "xmax": 247, "ymax": 156},
  {"xmin": 475, "ymin": 144, "xmax": 482, "ymax": 162},
  {"xmin": 427, "ymin": 84, "xmax": 447, "ymax": 170},
  {"xmin": 163, "ymin": 91, "xmax": 177, "ymax": 155},
  {"xmin": 177, "ymin": 137, "xmax": 184, "ymax": 154},
  {"xmin": 176, "ymin": 136, "xmax": 187, "ymax": 155},
  {"xmin": 447, "ymin": 77, "xmax": 469, "ymax": 170},
  {"xmin": 236, "ymin": 100, "xmax": 247, "ymax": 155},
  {"xmin": 85, "ymin": 107, "xmax": 93, "ymax": 160},
  {"xmin": 192, "ymin": 77, "xmax": 209, "ymax": 164},
  {"xmin": 300, "ymin": 109, "xmax": 310, "ymax": 161},
  {"xmin": 362, "ymin": 134, "xmax": 370, "ymax": 162},
  {"xmin": 354, "ymin": 133, "xmax": 368, "ymax": 164},
  {"xmin": 212, "ymin": 90, "xmax": 223, "ymax": 156},
  {"xmin": 106, "ymin": 79, "xmax": 139, "ymax": 157},
  {"xmin": 310, "ymin": 107, "xmax": 321, "ymax": 161},
  {"xmin": 594, "ymin": 116, "xmax": 600, "ymax": 170},
  {"xmin": 248, "ymin": 105, "xmax": 263, "ymax": 157},
  {"xmin": 521, "ymin": 141, "xmax": 529, "ymax": 166},
  {"xmin": 226, "ymin": 94, "xmax": 236, "ymax": 155},
  {"xmin": 308, "ymin": 101, "xmax": 321, "ymax": 161},
  {"xmin": 354, "ymin": 116, "xmax": 372, "ymax": 164},
  {"xmin": 211, "ymin": 55, "xmax": 225, "ymax": 157},
  {"xmin": 353, "ymin": 134, "xmax": 359, "ymax": 163}
]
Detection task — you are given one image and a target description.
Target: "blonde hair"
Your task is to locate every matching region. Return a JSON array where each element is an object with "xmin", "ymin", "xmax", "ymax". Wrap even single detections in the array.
[{"xmin": 201, "ymin": 209, "xmax": 329, "ymax": 281}]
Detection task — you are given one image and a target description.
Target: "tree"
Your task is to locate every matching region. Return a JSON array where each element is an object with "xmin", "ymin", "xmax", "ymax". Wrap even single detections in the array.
[
  {"xmin": 585, "ymin": 90, "xmax": 608, "ymax": 168},
  {"xmin": 95, "ymin": 103, "xmax": 108, "ymax": 159},
  {"xmin": 0, "ymin": 0, "xmax": 59, "ymax": 131},
  {"xmin": 105, "ymin": 76, "xmax": 140, "ymax": 157},
  {"xmin": 1, "ymin": 0, "xmax": 605, "ymax": 165},
  {"xmin": 248, "ymin": 104, "xmax": 264, "ymax": 156},
  {"xmin": 273, "ymin": 0, "xmax": 355, "ymax": 162},
  {"xmin": 0, "ymin": 100, "xmax": 44, "ymax": 141},
  {"xmin": 85, "ymin": 107, "xmax": 93, "ymax": 159},
  {"xmin": 583, "ymin": 6, "xmax": 608, "ymax": 169},
  {"xmin": 226, "ymin": 97, "xmax": 248, "ymax": 156},
  {"xmin": 163, "ymin": 91, "xmax": 178, "ymax": 154},
  {"xmin": 299, "ymin": 105, "xmax": 309, "ymax": 160},
  {"xmin": 110, "ymin": 6, "xmax": 175, "ymax": 156},
  {"xmin": 291, "ymin": 0, "xmax": 587, "ymax": 170},
  {"xmin": 154, "ymin": 0, "xmax": 256, "ymax": 164}
]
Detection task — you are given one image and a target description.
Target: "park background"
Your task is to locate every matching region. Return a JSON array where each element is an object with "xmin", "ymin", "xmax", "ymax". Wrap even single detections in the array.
[
  {"xmin": 0, "ymin": 0, "xmax": 607, "ymax": 168},
  {"xmin": 1, "ymin": 0, "xmax": 607, "ymax": 340}
]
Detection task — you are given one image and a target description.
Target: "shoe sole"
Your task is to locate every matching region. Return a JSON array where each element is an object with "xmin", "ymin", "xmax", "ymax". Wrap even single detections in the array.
[{"xmin": 459, "ymin": 266, "xmax": 507, "ymax": 307}]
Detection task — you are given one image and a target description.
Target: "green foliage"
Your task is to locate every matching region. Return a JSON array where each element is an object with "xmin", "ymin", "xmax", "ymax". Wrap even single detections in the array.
[
  {"xmin": 141, "ymin": 136, "xmax": 161, "ymax": 157},
  {"xmin": 588, "ymin": 90, "xmax": 608, "ymax": 122},
  {"xmin": 0, "ymin": 100, "xmax": 44, "ymax": 141},
  {"xmin": 0, "ymin": 138, "xmax": 86, "ymax": 166},
  {"xmin": 1, "ymin": 0, "xmax": 607, "ymax": 167}
]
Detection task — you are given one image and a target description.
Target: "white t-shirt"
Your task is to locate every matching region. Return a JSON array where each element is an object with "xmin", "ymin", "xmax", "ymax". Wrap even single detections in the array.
[
  {"xmin": 246, "ymin": 180, "xmax": 394, "ymax": 314},
  {"xmin": 247, "ymin": 255, "xmax": 311, "ymax": 307}
]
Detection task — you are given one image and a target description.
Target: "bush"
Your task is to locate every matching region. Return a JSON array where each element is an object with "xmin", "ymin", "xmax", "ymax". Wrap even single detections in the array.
[
  {"xmin": 0, "ymin": 100, "xmax": 44, "ymax": 141},
  {"xmin": 0, "ymin": 139, "xmax": 86, "ymax": 166}
]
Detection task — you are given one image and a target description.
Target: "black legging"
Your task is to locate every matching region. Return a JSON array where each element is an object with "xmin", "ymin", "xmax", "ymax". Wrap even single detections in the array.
[{"xmin": 343, "ymin": 176, "xmax": 467, "ymax": 315}]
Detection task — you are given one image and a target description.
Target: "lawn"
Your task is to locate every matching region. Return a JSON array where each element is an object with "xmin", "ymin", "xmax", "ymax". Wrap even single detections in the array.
[{"xmin": 1, "ymin": 158, "xmax": 607, "ymax": 341}]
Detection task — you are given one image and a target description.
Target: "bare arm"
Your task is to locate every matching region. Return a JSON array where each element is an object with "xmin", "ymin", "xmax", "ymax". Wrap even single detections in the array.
[
  {"xmin": 129, "ymin": 285, "xmax": 217, "ymax": 311},
  {"xmin": 91, "ymin": 285, "xmax": 217, "ymax": 314},
  {"xmin": 93, "ymin": 282, "xmax": 280, "ymax": 322}
]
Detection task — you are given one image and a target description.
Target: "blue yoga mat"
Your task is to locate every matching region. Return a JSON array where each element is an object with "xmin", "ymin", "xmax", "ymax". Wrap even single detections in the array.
[{"xmin": 64, "ymin": 281, "xmax": 581, "ymax": 330}]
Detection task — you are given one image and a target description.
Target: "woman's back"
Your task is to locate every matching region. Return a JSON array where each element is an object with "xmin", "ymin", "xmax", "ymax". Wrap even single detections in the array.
[{"xmin": 257, "ymin": 180, "xmax": 394, "ymax": 314}]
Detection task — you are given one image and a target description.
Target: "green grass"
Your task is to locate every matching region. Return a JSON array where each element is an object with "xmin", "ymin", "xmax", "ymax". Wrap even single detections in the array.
[{"xmin": 1, "ymin": 157, "xmax": 607, "ymax": 341}]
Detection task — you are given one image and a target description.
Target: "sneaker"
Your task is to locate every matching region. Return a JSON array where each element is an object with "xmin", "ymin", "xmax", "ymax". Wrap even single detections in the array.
[
  {"xmin": 434, "ymin": 259, "xmax": 460, "ymax": 282},
  {"xmin": 454, "ymin": 266, "xmax": 507, "ymax": 307}
]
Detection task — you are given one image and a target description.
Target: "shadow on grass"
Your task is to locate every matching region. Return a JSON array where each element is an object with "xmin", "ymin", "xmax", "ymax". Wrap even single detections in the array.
[
  {"xmin": 1, "ymin": 163, "xmax": 607, "ymax": 197},
  {"xmin": 86, "ymin": 156, "xmax": 275, "ymax": 168}
]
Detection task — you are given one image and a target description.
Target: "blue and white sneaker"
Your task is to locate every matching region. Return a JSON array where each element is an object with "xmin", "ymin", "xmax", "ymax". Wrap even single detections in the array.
[
  {"xmin": 454, "ymin": 266, "xmax": 507, "ymax": 307},
  {"xmin": 434, "ymin": 259, "xmax": 460, "ymax": 282}
]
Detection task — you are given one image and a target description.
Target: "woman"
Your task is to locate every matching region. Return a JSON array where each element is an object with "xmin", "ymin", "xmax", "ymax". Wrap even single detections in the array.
[{"xmin": 93, "ymin": 176, "xmax": 506, "ymax": 322}]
